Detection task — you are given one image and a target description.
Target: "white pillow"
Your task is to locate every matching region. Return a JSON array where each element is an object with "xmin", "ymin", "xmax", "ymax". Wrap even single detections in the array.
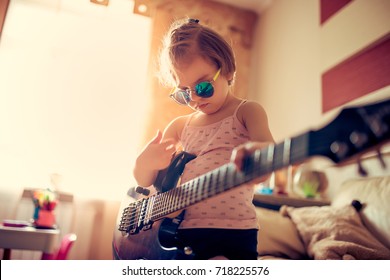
[{"xmin": 332, "ymin": 176, "xmax": 390, "ymax": 249}]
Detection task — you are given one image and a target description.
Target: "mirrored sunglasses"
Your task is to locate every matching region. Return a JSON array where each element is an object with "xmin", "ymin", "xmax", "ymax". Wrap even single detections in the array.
[{"xmin": 170, "ymin": 68, "xmax": 221, "ymax": 105}]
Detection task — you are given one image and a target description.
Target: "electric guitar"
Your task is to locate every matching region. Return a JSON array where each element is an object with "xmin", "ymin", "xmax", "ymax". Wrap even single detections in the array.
[{"xmin": 112, "ymin": 98, "xmax": 390, "ymax": 260}]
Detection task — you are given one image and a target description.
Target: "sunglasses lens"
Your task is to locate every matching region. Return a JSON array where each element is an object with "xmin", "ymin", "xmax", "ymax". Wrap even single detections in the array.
[
  {"xmin": 195, "ymin": 82, "xmax": 214, "ymax": 97},
  {"xmin": 172, "ymin": 90, "xmax": 190, "ymax": 105}
]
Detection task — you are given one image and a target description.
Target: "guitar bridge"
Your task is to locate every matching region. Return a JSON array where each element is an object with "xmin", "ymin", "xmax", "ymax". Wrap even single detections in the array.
[{"xmin": 118, "ymin": 198, "xmax": 154, "ymax": 234}]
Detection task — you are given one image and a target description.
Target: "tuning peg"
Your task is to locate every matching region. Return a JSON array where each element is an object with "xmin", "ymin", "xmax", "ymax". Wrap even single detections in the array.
[
  {"xmin": 357, "ymin": 158, "xmax": 368, "ymax": 177},
  {"xmin": 330, "ymin": 141, "xmax": 349, "ymax": 160},
  {"xmin": 350, "ymin": 131, "xmax": 368, "ymax": 149}
]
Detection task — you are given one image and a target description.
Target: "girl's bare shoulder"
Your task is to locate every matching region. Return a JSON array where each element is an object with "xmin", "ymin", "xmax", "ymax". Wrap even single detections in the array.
[
  {"xmin": 164, "ymin": 113, "xmax": 194, "ymax": 139},
  {"xmin": 237, "ymin": 100, "xmax": 267, "ymax": 122}
]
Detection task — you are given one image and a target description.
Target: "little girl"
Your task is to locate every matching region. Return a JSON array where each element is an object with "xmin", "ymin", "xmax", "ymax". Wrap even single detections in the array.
[{"xmin": 133, "ymin": 18, "xmax": 274, "ymax": 260}]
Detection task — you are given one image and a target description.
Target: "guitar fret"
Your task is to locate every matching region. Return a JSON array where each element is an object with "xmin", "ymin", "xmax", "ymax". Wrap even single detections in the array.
[
  {"xmin": 186, "ymin": 182, "xmax": 191, "ymax": 206},
  {"xmin": 154, "ymin": 195, "xmax": 163, "ymax": 218},
  {"xmin": 164, "ymin": 191, "xmax": 169, "ymax": 214},
  {"xmin": 192, "ymin": 178, "xmax": 197, "ymax": 204},
  {"xmin": 203, "ymin": 174, "xmax": 210, "ymax": 199},
  {"xmin": 273, "ymin": 143, "xmax": 284, "ymax": 170},
  {"xmin": 283, "ymin": 138, "xmax": 291, "ymax": 166},
  {"xmin": 184, "ymin": 182, "xmax": 190, "ymax": 208},
  {"xmin": 267, "ymin": 144, "xmax": 275, "ymax": 171},
  {"xmin": 197, "ymin": 177, "xmax": 204, "ymax": 202},
  {"xmin": 180, "ymin": 187, "xmax": 185, "ymax": 208},
  {"xmin": 185, "ymin": 183, "xmax": 190, "ymax": 208},
  {"xmin": 173, "ymin": 187, "xmax": 179, "ymax": 211},
  {"xmin": 216, "ymin": 170, "xmax": 221, "ymax": 193},
  {"xmin": 161, "ymin": 192, "xmax": 168, "ymax": 213},
  {"xmin": 196, "ymin": 177, "xmax": 203, "ymax": 203},
  {"xmin": 226, "ymin": 163, "xmax": 237, "ymax": 187},
  {"xmin": 219, "ymin": 166, "xmax": 228, "ymax": 193},
  {"xmin": 213, "ymin": 170, "xmax": 220, "ymax": 194},
  {"xmin": 189, "ymin": 180, "xmax": 196, "ymax": 204},
  {"xmin": 207, "ymin": 173, "xmax": 213, "ymax": 197},
  {"xmin": 234, "ymin": 168, "xmax": 245, "ymax": 186},
  {"xmin": 290, "ymin": 134, "xmax": 309, "ymax": 163},
  {"xmin": 159, "ymin": 193, "xmax": 165, "ymax": 216},
  {"xmin": 253, "ymin": 149, "xmax": 261, "ymax": 177},
  {"xmin": 167, "ymin": 191, "xmax": 173, "ymax": 214}
]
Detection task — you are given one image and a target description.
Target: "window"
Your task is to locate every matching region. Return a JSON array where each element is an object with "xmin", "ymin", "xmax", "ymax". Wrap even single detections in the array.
[{"xmin": 0, "ymin": 0, "xmax": 152, "ymax": 200}]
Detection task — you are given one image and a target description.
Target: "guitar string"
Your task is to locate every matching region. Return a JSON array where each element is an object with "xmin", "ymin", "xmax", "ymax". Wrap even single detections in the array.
[
  {"xmin": 125, "ymin": 163, "xmax": 256, "ymax": 229},
  {"xmin": 124, "ymin": 143, "xmax": 321, "ymax": 229},
  {"xmin": 135, "ymin": 129, "xmax": 356, "ymax": 228}
]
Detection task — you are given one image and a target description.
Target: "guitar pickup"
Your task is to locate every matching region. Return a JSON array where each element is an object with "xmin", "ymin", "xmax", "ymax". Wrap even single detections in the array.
[{"xmin": 142, "ymin": 222, "xmax": 153, "ymax": 231}]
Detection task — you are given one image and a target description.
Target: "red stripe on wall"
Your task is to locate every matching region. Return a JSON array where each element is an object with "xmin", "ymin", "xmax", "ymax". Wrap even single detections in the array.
[
  {"xmin": 320, "ymin": 0, "xmax": 353, "ymax": 25},
  {"xmin": 322, "ymin": 34, "xmax": 390, "ymax": 113},
  {"xmin": 0, "ymin": 0, "xmax": 10, "ymax": 39}
]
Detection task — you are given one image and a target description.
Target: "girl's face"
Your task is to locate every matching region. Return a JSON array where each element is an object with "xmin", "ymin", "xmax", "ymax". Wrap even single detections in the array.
[{"xmin": 173, "ymin": 56, "xmax": 231, "ymax": 114}]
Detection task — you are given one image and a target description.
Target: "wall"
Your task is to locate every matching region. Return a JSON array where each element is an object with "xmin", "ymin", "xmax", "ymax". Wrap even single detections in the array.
[
  {"xmin": 251, "ymin": 0, "xmax": 390, "ymax": 142},
  {"xmin": 249, "ymin": 0, "xmax": 390, "ymax": 197}
]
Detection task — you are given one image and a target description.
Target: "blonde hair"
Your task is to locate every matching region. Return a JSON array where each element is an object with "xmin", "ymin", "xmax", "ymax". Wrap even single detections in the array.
[{"xmin": 159, "ymin": 18, "xmax": 236, "ymax": 87}]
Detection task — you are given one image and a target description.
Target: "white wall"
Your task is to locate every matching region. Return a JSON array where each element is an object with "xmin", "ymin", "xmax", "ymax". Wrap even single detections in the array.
[
  {"xmin": 250, "ymin": 0, "xmax": 390, "ymax": 142},
  {"xmin": 249, "ymin": 0, "xmax": 390, "ymax": 197},
  {"xmin": 0, "ymin": 0, "xmax": 151, "ymax": 202},
  {"xmin": 250, "ymin": 0, "xmax": 322, "ymax": 142}
]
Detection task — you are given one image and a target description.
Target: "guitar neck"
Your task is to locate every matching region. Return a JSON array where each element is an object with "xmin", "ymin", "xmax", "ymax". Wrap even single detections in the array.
[
  {"xmin": 149, "ymin": 132, "xmax": 311, "ymax": 220},
  {"xmin": 148, "ymin": 98, "xmax": 390, "ymax": 220}
]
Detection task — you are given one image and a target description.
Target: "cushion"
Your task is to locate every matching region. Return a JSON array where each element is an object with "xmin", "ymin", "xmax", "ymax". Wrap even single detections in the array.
[
  {"xmin": 281, "ymin": 203, "xmax": 390, "ymax": 259},
  {"xmin": 331, "ymin": 176, "xmax": 390, "ymax": 249},
  {"xmin": 256, "ymin": 207, "xmax": 306, "ymax": 259}
]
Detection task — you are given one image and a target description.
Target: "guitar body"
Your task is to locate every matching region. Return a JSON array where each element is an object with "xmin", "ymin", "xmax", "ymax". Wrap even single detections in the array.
[
  {"xmin": 112, "ymin": 98, "xmax": 390, "ymax": 260},
  {"xmin": 113, "ymin": 214, "xmax": 177, "ymax": 260},
  {"xmin": 112, "ymin": 152, "xmax": 196, "ymax": 260}
]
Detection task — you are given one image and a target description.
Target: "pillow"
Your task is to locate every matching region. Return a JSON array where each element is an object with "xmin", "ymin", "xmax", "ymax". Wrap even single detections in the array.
[
  {"xmin": 255, "ymin": 207, "xmax": 306, "ymax": 259},
  {"xmin": 280, "ymin": 203, "xmax": 390, "ymax": 260},
  {"xmin": 332, "ymin": 176, "xmax": 390, "ymax": 250}
]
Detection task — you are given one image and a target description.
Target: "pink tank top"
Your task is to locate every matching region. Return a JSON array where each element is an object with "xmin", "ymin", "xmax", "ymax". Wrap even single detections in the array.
[{"xmin": 179, "ymin": 100, "xmax": 258, "ymax": 230}]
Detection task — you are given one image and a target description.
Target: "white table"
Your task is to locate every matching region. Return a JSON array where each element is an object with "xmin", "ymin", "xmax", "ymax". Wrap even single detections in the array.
[{"xmin": 0, "ymin": 224, "xmax": 60, "ymax": 259}]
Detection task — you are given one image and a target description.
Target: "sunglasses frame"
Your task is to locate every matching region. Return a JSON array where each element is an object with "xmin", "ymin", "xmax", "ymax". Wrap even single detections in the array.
[{"xmin": 169, "ymin": 68, "xmax": 221, "ymax": 105}]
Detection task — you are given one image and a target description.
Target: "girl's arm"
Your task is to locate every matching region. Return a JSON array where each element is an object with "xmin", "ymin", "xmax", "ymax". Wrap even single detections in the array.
[
  {"xmin": 239, "ymin": 101, "xmax": 274, "ymax": 143},
  {"xmin": 133, "ymin": 116, "xmax": 186, "ymax": 187},
  {"xmin": 232, "ymin": 101, "xmax": 275, "ymax": 180}
]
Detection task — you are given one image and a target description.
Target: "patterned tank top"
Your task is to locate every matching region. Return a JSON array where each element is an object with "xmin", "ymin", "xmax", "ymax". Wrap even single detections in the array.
[{"xmin": 179, "ymin": 100, "xmax": 258, "ymax": 229}]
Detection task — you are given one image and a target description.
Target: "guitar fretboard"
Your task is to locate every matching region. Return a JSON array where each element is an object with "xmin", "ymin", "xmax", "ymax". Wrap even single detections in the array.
[{"xmin": 148, "ymin": 133, "xmax": 310, "ymax": 221}]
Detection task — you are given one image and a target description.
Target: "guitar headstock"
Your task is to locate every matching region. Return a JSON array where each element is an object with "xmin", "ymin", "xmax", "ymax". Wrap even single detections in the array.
[{"xmin": 309, "ymin": 98, "xmax": 390, "ymax": 163}]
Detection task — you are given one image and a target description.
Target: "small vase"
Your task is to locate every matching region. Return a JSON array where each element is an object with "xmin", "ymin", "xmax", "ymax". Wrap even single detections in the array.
[{"xmin": 35, "ymin": 210, "xmax": 56, "ymax": 228}]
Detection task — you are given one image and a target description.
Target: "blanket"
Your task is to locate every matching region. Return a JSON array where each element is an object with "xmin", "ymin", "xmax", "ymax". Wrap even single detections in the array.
[{"xmin": 280, "ymin": 203, "xmax": 390, "ymax": 260}]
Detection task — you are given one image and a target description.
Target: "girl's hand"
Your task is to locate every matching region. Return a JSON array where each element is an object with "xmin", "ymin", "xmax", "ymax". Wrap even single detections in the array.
[
  {"xmin": 231, "ymin": 141, "xmax": 274, "ymax": 183},
  {"xmin": 136, "ymin": 130, "xmax": 177, "ymax": 172}
]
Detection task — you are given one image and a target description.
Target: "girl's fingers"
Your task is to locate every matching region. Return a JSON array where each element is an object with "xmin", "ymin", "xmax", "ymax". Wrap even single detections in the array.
[{"xmin": 231, "ymin": 142, "xmax": 274, "ymax": 171}]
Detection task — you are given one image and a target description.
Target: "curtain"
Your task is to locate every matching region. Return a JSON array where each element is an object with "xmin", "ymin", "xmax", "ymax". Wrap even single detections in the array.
[{"xmin": 134, "ymin": 0, "xmax": 258, "ymax": 145}]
